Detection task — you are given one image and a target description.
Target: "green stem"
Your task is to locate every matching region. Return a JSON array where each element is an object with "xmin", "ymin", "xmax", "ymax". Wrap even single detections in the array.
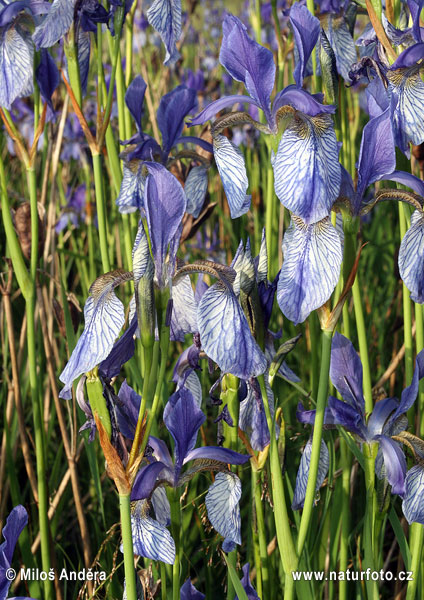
[
  {"xmin": 399, "ymin": 204, "xmax": 414, "ymax": 384},
  {"xmin": 27, "ymin": 167, "xmax": 38, "ymax": 280},
  {"xmin": 119, "ymin": 493, "xmax": 137, "ymax": 600},
  {"xmin": 258, "ymin": 375, "xmax": 297, "ymax": 596},
  {"xmin": 306, "ymin": 0, "xmax": 318, "ymax": 93},
  {"xmin": 252, "ymin": 468, "xmax": 269, "ymax": 599},
  {"xmin": 296, "ymin": 329, "xmax": 333, "ymax": 559},
  {"xmin": 169, "ymin": 488, "xmax": 181, "ymax": 600},
  {"xmin": 339, "ymin": 438, "xmax": 351, "ymax": 600},
  {"xmin": 407, "ymin": 524, "xmax": 424, "ymax": 600},
  {"xmin": 363, "ymin": 443, "xmax": 379, "ymax": 600},
  {"xmin": 351, "ymin": 276, "xmax": 373, "ymax": 415},
  {"xmin": 92, "ymin": 152, "xmax": 111, "ymax": 272}
]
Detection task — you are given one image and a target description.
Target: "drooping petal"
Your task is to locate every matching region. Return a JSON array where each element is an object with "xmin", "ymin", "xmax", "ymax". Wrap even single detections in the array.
[
  {"xmin": 407, "ymin": 0, "xmax": 424, "ymax": 42},
  {"xmin": 356, "ymin": 108, "xmax": 395, "ymax": 210},
  {"xmin": 128, "ymin": 500, "xmax": 175, "ymax": 564},
  {"xmin": 33, "ymin": 0, "xmax": 75, "ymax": 48},
  {"xmin": 289, "ymin": 3, "xmax": 320, "ymax": 87},
  {"xmin": 205, "ymin": 471, "xmax": 242, "ymax": 548},
  {"xmin": 387, "ymin": 65, "xmax": 424, "ymax": 153},
  {"xmin": 323, "ymin": 13, "xmax": 357, "ymax": 82},
  {"xmin": 219, "ymin": 13, "xmax": 275, "ymax": 123},
  {"xmin": 170, "ymin": 274, "xmax": 197, "ymax": 342},
  {"xmin": 76, "ymin": 29, "xmax": 91, "ymax": 97},
  {"xmin": 273, "ymin": 113, "xmax": 340, "ymax": 224},
  {"xmin": 367, "ymin": 397, "xmax": 399, "ymax": 438},
  {"xmin": 98, "ymin": 313, "xmax": 137, "ymax": 379},
  {"xmin": 163, "ymin": 388, "xmax": 205, "ymax": 469},
  {"xmin": 375, "ymin": 434, "xmax": 407, "ymax": 496},
  {"xmin": 180, "ymin": 579, "xmax": 205, "ymax": 600},
  {"xmin": 151, "ymin": 487, "xmax": 171, "ymax": 526},
  {"xmin": 402, "ymin": 465, "xmax": 424, "ymax": 524},
  {"xmin": 198, "ymin": 282, "xmax": 267, "ymax": 379},
  {"xmin": 146, "ymin": 0, "xmax": 181, "ymax": 66},
  {"xmin": 296, "ymin": 402, "xmax": 336, "ymax": 427},
  {"xmin": 330, "ymin": 332, "xmax": 365, "ymax": 416},
  {"xmin": 386, "ymin": 348, "xmax": 424, "ymax": 428},
  {"xmin": 157, "ymin": 85, "xmax": 197, "ymax": 154},
  {"xmin": 272, "ymin": 85, "xmax": 336, "ymax": 120},
  {"xmin": 59, "ymin": 270, "xmax": 132, "ymax": 399},
  {"xmin": 399, "ymin": 210, "xmax": 424, "ymax": 303},
  {"xmin": 184, "ymin": 165, "xmax": 208, "ymax": 218},
  {"xmin": 125, "ymin": 75, "xmax": 147, "ymax": 133},
  {"xmin": 143, "ymin": 162, "xmax": 186, "ymax": 285},
  {"xmin": 277, "ymin": 216, "xmax": 342, "ymax": 324},
  {"xmin": 116, "ymin": 160, "xmax": 146, "ymax": 214},
  {"xmin": 0, "ymin": 24, "xmax": 34, "ymax": 109},
  {"xmin": 213, "ymin": 134, "xmax": 251, "ymax": 219},
  {"xmin": 292, "ymin": 438, "xmax": 329, "ymax": 510}
]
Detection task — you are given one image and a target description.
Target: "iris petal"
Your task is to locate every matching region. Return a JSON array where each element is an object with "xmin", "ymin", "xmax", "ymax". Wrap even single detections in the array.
[
  {"xmin": 170, "ymin": 274, "xmax": 197, "ymax": 342},
  {"xmin": 129, "ymin": 500, "xmax": 175, "ymax": 564},
  {"xmin": 375, "ymin": 435, "xmax": 407, "ymax": 496},
  {"xmin": 146, "ymin": 0, "xmax": 181, "ymax": 66},
  {"xmin": 402, "ymin": 465, "xmax": 424, "ymax": 524},
  {"xmin": 273, "ymin": 113, "xmax": 340, "ymax": 224},
  {"xmin": 330, "ymin": 333, "xmax": 364, "ymax": 416},
  {"xmin": 399, "ymin": 210, "xmax": 424, "ymax": 303},
  {"xmin": 277, "ymin": 217, "xmax": 342, "ymax": 325},
  {"xmin": 324, "ymin": 15, "xmax": 357, "ymax": 82},
  {"xmin": 0, "ymin": 24, "xmax": 34, "ymax": 109},
  {"xmin": 116, "ymin": 161, "xmax": 145, "ymax": 214},
  {"xmin": 198, "ymin": 282, "xmax": 267, "ymax": 379},
  {"xmin": 205, "ymin": 471, "xmax": 242, "ymax": 547},
  {"xmin": 292, "ymin": 438, "xmax": 329, "ymax": 510},
  {"xmin": 157, "ymin": 85, "xmax": 197, "ymax": 154},
  {"xmin": 289, "ymin": 3, "xmax": 320, "ymax": 87},
  {"xmin": 388, "ymin": 68, "xmax": 424, "ymax": 152},
  {"xmin": 213, "ymin": 134, "xmax": 251, "ymax": 218},
  {"xmin": 184, "ymin": 165, "xmax": 208, "ymax": 218},
  {"xmin": 33, "ymin": 0, "xmax": 75, "ymax": 49}
]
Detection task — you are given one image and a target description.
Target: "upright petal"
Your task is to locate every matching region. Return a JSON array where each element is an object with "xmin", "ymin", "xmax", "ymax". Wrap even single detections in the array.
[
  {"xmin": 35, "ymin": 48, "xmax": 59, "ymax": 112},
  {"xmin": 125, "ymin": 75, "xmax": 147, "ymax": 132},
  {"xmin": 237, "ymin": 564, "xmax": 260, "ymax": 600},
  {"xmin": 163, "ymin": 388, "xmax": 205, "ymax": 469},
  {"xmin": 277, "ymin": 217, "xmax": 342, "ymax": 324},
  {"xmin": 0, "ymin": 505, "xmax": 28, "ymax": 565},
  {"xmin": 0, "ymin": 24, "xmax": 34, "ymax": 109},
  {"xmin": 213, "ymin": 134, "xmax": 251, "ymax": 219},
  {"xmin": 289, "ymin": 3, "xmax": 320, "ymax": 87},
  {"xmin": 402, "ymin": 465, "xmax": 424, "ymax": 524},
  {"xmin": 198, "ymin": 282, "xmax": 267, "ymax": 379},
  {"xmin": 114, "ymin": 380, "xmax": 141, "ymax": 439},
  {"xmin": 157, "ymin": 85, "xmax": 197, "ymax": 154},
  {"xmin": 180, "ymin": 579, "xmax": 205, "ymax": 600},
  {"xmin": 292, "ymin": 438, "xmax": 329, "ymax": 510},
  {"xmin": 146, "ymin": 0, "xmax": 181, "ymax": 66},
  {"xmin": 128, "ymin": 500, "xmax": 175, "ymax": 564},
  {"xmin": 59, "ymin": 270, "xmax": 132, "ymax": 398},
  {"xmin": 33, "ymin": 0, "xmax": 75, "ymax": 48},
  {"xmin": 330, "ymin": 333, "xmax": 364, "ymax": 415},
  {"xmin": 273, "ymin": 113, "xmax": 340, "ymax": 224},
  {"xmin": 143, "ymin": 162, "xmax": 186, "ymax": 285},
  {"xmin": 219, "ymin": 14, "xmax": 275, "ymax": 123},
  {"xmin": 205, "ymin": 471, "xmax": 242, "ymax": 548},
  {"xmin": 399, "ymin": 210, "xmax": 424, "ymax": 303},
  {"xmin": 131, "ymin": 462, "xmax": 169, "ymax": 501}
]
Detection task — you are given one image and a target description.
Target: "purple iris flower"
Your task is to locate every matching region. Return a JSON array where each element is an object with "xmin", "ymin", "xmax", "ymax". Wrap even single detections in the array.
[
  {"xmin": 0, "ymin": 505, "xmax": 35, "ymax": 600},
  {"xmin": 144, "ymin": 0, "xmax": 182, "ymax": 66},
  {"xmin": 127, "ymin": 388, "xmax": 250, "ymax": 562},
  {"xmin": 292, "ymin": 333, "xmax": 424, "ymax": 510},
  {"xmin": 55, "ymin": 184, "xmax": 87, "ymax": 233},
  {"xmin": 116, "ymin": 76, "xmax": 212, "ymax": 218}
]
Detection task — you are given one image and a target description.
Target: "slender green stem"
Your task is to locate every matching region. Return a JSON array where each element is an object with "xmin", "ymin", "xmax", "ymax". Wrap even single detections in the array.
[
  {"xmin": 92, "ymin": 152, "xmax": 111, "ymax": 272},
  {"xmin": 400, "ymin": 204, "xmax": 414, "ymax": 384},
  {"xmin": 252, "ymin": 468, "xmax": 269, "ymax": 599},
  {"xmin": 351, "ymin": 276, "xmax": 373, "ymax": 414},
  {"xmin": 119, "ymin": 493, "xmax": 137, "ymax": 600},
  {"xmin": 296, "ymin": 329, "xmax": 333, "ymax": 559},
  {"xmin": 363, "ymin": 443, "xmax": 379, "ymax": 600},
  {"xmin": 407, "ymin": 524, "xmax": 424, "ymax": 600},
  {"xmin": 169, "ymin": 488, "xmax": 182, "ymax": 600},
  {"xmin": 306, "ymin": 0, "xmax": 318, "ymax": 93},
  {"xmin": 258, "ymin": 375, "xmax": 297, "ymax": 596},
  {"xmin": 27, "ymin": 167, "xmax": 38, "ymax": 280},
  {"xmin": 339, "ymin": 438, "xmax": 351, "ymax": 600}
]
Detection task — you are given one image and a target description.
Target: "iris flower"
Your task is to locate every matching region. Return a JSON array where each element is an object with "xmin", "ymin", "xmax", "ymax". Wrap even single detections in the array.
[
  {"xmin": 292, "ymin": 332, "xmax": 424, "ymax": 510},
  {"xmin": 126, "ymin": 387, "xmax": 250, "ymax": 562}
]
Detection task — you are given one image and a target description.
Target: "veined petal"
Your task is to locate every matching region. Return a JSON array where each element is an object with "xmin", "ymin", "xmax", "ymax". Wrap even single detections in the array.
[
  {"xmin": 151, "ymin": 487, "xmax": 170, "ymax": 526},
  {"xmin": 367, "ymin": 397, "xmax": 399, "ymax": 438},
  {"xmin": 375, "ymin": 435, "xmax": 407, "ymax": 496},
  {"xmin": 219, "ymin": 13, "xmax": 275, "ymax": 122},
  {"xmin": 213, "ymin": 134, "xmax": 251, "ymax": 219},
  {"xmin": 98, "ymin": 313, "xmax": 138, "ymax": 379},
  {"xmin": 143, "ymin": 162, "xmax": 186, "ymax": 285},
  {"xmin": 273, "ymin": 113, "xmax": 340, "ymax": 224},
  {"xmin": 157, "ymin": 85, "xmax": 197, "ymax": 153},
  {"xmin": 324, "ymin": 14, "xmax": 357, "ymax": 82},
  {"xmin": 292, "ymin": 438, "xmax": 329, "ymax": 510},
  {"xmin": 188, "ymin": 94, "xmax": 260, "ymax": 126},
  {"xmin": 132, "ymin": 221, "xmax": 152, "ymax": 283},
  {"xmin": 205, "ymin": 471, "xmax": 242, "ymax": 547},
  {"xmin": 330, "ymin": 332, "xmax": 364, "ymax": 416},
  {"xmin": 356, "ymin": 108, "xmax": 396, "ymax": 208},
  {"xmin": 59, "ymin": 270, "xmax": 132, "ymax": 399},
  {"xmin": 184, "ymin": 165, "xmax": 208, "ymax": 218},
  {"xmin": 198, "ymin": 282, "xmax": 267, "ymax": 379},
  {"xmin": 402, "ymin": 465, "xmax": 424, "ymax": 524},
  {"xmin": 33, "ymin": 0, "xmax": 75, "ymax": 48},
  {"xmin": 116, "ymin": 160, "xmax": 146, "ymax": 214},
  {"xmin": 76, "ymin": 29, "xmax": 90, "ymax": 96},
  {"xmin": 290, "ymin": 3, "xmax": 320, "ymax": 87},
  {"xmin": 277, "ymin": 217, "xmax": 342, "ymax": 324},
  {"xmin": 388, "ymin": 67, "xmax": 424, "ymax": 150},
  {"xmin": 146, "ymin": 0, "xmax": 181, "ymax": 66},
  {"xmin": 399, "ymin": 210, "xmax": 424, "ymax": 303},
  {"xmin": 256, "ymin": 228, "xmax": 268, "ymax": 283},
  {"xmin": 128, "ymin": 500, "xmax": 175, "ymax": 564},
  {"xmin": 163, "ymin": 388, "xmax": 205, "ymax": 468},
  {"xmin": 0, "ymin": 24, "xmax": 34, "ymax": 109},
  {"xmin": 170, "ymin": 274, "xmax": 197, "ymax": 341},
  {"xmin": 327, "ymin": 397, "xmax": 367, "ymax": 438},
  {"xmin": 180, "ymin": 579, "xmax": 205, "ymax": 600}
]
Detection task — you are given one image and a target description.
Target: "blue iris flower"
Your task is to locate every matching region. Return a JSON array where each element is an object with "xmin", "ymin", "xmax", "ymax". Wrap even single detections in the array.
[
  {"xmin": 120, "ymin": 386, "xmax": 250, "ymax": 562},
  {"xmin": 292, "ymin": 332, "xmax": 424, "ymax": 511},
  {"xmin": 0, "ymin": 505, "xmax": 35, "ymax": 600}
]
